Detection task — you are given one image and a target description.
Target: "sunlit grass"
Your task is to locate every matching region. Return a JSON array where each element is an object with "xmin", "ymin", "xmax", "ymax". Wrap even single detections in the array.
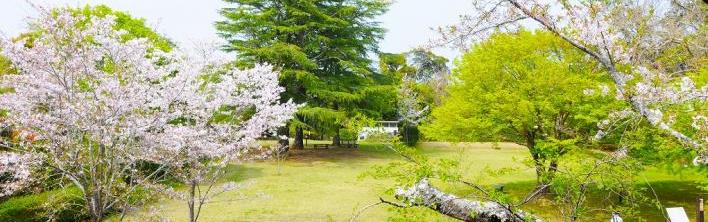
[{"xmin": 113, "ymin": 141, "xmax": 704, "ymax": 222}]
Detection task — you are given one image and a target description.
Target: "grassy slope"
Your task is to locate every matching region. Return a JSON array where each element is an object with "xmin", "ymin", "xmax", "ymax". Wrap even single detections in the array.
[
  {"xmin": 0, "ymin": 187, "xmax": 85, "ymax": 222},
  {"xmin": 111, "ymin": 141, "xmax": 704, "ymax": 221}
]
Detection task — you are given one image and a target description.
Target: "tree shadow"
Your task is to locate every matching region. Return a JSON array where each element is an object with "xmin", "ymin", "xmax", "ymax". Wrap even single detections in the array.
[
  {"xmin": 219, "ymin": 164, "xmax": 265, "ymax": 183},
  {"xmin": 638, "ymin": 180, "xmax": 706, "ymax": 221},
  {"xmin": 283, "ymin": 144, "xmax": 398, "ymax": 163},
  {"xmin": 485, "ymin": 179, "xmax": 705, "ymax": 222},
  {"xmin": 281, "ymin": 142, "xmax": 527, "ymax": 164}
]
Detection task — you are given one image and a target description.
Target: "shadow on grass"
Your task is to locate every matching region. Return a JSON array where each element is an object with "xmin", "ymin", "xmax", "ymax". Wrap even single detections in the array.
[
  {"xmin": 220, "ymin": 164, "xmax": 265, "ymax": 183},
  {"xmin": 282, "ymin": 142, "xmax": 527, "ymax": 164},
  {"xmin": 469, "ymin": 179, "xmax": 705, "ymax": 222},
  {"xmin": 639, "ymin": 180, "xmax": 706, "ymax": 221},
  {"xmin": 284, "ymin": 143, "xmax": 399, "ymax": 163}
]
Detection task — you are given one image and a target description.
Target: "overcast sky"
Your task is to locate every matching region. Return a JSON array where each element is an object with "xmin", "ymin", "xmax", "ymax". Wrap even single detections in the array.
[{"xmin": 0, "ymin": 0, "xmax": 471, "ymax": 62}]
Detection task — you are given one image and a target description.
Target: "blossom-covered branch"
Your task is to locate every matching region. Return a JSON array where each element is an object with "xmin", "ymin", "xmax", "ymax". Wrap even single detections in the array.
[
  {"xmin": 0, "ymin": 6, "xmax": 299, "ymax": 222},
  {"xmin": 437, "ymin": 0, "xmax": 706, "ymax": 156},
  {"xmin": 0, "ymin": 152, "xmax": 36, "ymax": 197}
]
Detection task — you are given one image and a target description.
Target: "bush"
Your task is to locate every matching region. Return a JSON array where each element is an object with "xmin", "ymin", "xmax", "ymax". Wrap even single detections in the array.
[
  {"xmin": 0, "ymin": 187, "xmax": 86, "ymax": 222},
  {"xmin": 399, "ymin": 124, "xmax": 420, "ymax": 146},
  {"xmin": 362, "ymin": 131, "xmax": 395, "ymax": 143}
]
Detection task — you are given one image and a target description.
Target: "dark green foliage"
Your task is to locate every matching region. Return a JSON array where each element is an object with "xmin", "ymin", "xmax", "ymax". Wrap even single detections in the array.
[
  {"xmin": 216, "ymin": 0, "xmax": 393, "ymax": 142},
  {"xmin": 0, "ymin": 187, "xmax": 85, "ymax": 222},
  {"xmin": 407, "ymin": 48, "xmax": 449, "ymax": 83},
  {"xmin": 374, "ymin": 53, "xmax": 410, "ymax": 121},
  {"xmin": 399, "ymin": 124, "xmax": 419, "ymax": 146}
]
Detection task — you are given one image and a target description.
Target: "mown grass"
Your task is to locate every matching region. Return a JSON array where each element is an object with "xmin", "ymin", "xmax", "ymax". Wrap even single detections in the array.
[
  {"xmin": 2, "ymin": 141, "xmax": 701, "ymax": 221},
  {"xmin": 113, "ymin": 141, "xmax": 705, "ymax": 222}
]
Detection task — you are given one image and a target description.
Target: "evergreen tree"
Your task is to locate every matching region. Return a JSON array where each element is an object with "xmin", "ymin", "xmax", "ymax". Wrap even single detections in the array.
[{"xmin": 216, "ymin": 0, "xmax": 390, "ymax": 148}]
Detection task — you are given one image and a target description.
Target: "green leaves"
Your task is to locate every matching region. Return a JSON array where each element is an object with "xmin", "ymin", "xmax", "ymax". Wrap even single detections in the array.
[
  {"xmin": 62, "ymin": 5, "xmax": 175, "ymax": 52},
  {"xmin": 293, "ymin": 106, "xmax": 347, "ymax": 134},
  {"xmin": 420, "ymin": 30, "xmax": 630, "ymax": 187},
  {"xmin": 217, "ymin": 0, "xmax": 390, "ymax": 137},
  {"xmin": 363, "ymin": 138, "xmax": 462, "ymax": 187},
  {"xmin": 423, "ymin": 30, "xmax": 618, "ymax": 146},
  {"xmin": 0, "ymin": 52, "xmax": 14, "ymax": 75}
]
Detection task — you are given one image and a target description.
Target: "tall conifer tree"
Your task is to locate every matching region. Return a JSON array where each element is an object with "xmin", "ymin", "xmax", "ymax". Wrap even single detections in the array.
[{"xmin": 217, "ymin": 0, "xmax": 390, "ymax": 148}]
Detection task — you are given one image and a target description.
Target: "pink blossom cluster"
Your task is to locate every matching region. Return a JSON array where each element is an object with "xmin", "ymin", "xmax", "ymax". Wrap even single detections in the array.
[
  {"xmin": 398, "ymin": 81, "xmax": 428, "ymax": 125},
  {"xmin": 0, "ymin": 152, "xmax": 36, "ymax": 197},
  {"xmin": 446, "ymin": 0, "xmax": 706, "ymax": 154},
  {"xmin": 0, "ymin": 7, "xmax": 299, "ymax": 199},
  {"xmin": 517, "ymin": 0, "xmax": 706, "ymax": 152},
  {"xmin": 633, "ymin": 67, "xmax": 707, "ymax": 107}
]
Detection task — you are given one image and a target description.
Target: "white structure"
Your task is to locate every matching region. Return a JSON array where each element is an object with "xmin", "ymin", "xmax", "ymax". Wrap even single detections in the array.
[
  {"xmin": 609, "ymin": 213, "xmax": 623, "ymax": 222},
  {"xmin": 665, "ymin": 207, "xmax": 689, "ymax": 222},
  {"xmin": 358, "ymin": 121, "xmax": 398, "ymax": 140}
]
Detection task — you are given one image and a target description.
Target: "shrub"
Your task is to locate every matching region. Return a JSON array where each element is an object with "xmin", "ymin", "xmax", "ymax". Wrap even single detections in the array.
[
  {"xmin": 0, "ymin": 187, "xmax": 86, "ymax": 222},
  {"xmin": 399, "ymin": 124, "xmax": 420, "ymax": 146}
]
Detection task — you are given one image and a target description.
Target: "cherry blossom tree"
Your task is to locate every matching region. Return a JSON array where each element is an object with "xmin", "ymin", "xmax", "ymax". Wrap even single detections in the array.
[
  {"xmin": 396, "ymin": 80, "xmax": 429, "ymax": 146},
  {"xmin": 0, "ymin": 6, "xmax": 298, "ymax": 222},
  {"xmin": 142, "ymin": 57, "xmax": 300, "ymax": 222},
  {"xmin": 435, "ymin": 0, "xmax": 706, "ymax": 161},
  {"xmin": 397, "ymin": 82, "xmax": 429, "ymax": 127}
]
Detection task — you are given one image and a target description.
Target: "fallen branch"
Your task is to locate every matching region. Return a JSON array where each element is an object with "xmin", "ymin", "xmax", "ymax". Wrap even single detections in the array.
[{"xmin": 393, "ymin": 179, "xmax": 541, "ymax": 222}]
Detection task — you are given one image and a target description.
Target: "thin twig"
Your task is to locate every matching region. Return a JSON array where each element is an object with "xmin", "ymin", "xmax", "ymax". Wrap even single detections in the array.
[{"xmin": 349, "ymin": 199, "xmax": 385, "ymax": 222}]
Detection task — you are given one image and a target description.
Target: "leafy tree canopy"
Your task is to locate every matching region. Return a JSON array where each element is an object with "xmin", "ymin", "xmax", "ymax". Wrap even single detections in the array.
[
  {"xmin": 216, "ymin": 0, "xmax": 391, "ymax": 144},
  {"xmin": 64, "ymin": 5, "xmax": 175, "ymax": 52},
  {"xmin": 421, "ymin": 30, "xmax": 625, "ymax": 183},
  {"xmin": 407, "ymin": 48, "xmax": 449, "ymax": 83},
  {"xmin": 1, "ymin": 5, "xmax": 174, "ymax": 71}
]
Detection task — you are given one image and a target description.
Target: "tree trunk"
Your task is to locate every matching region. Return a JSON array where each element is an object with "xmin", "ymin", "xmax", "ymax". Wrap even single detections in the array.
[
  {"xmin": 539, "ymin": 162, "xmax": 555, "ymax": 193},
  {"xmin": 89, "ymin": 201, "xmax": 102, "ymax": 222},
  {"xmin": 525, "ymin": 134, "xmax": 555, "ymax": 189},
  {"xmin": 531, "ymin": 156, "xmax": 555, "ymax": 192},
  {"xmin": 332, "ymin": 128, "xmax": 341, "ymax": 147},
  {"xmin": 548, "ymin": 161, "xmax": 558, "ymax": 177},
  {"xmin": 188, "ymin": 181, "xmax": 196, "ymax": 222},
  {"xmin": 404, "ymin": 126, "xmax": 410, "ymax": 144},
  {"xmin": 293, "ymin": 127, "xmax": 304, "ymax": 149},
  {"xmin": 88, "ymin": 189, "xmax": 103, "ymax": 222},
  {"xmin": 533, "ymin": 161, "xmax": 545, "ymax": 185},
  {"xmin": 395, "ymin": 179, "xmax": 540, "ymax": 222},
  {"xmin": 526, "ymin": 136, "xmax": 546, "ymax": 186},
  {"xmin": 277, "ymin": 126, "xmax": 290, "ymax": 150}
]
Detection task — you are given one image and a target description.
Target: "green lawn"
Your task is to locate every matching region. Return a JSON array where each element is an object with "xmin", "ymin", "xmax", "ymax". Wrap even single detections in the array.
[{"xmin": 108, "ymin": 141, "xmax": 704, "ymax": 221}]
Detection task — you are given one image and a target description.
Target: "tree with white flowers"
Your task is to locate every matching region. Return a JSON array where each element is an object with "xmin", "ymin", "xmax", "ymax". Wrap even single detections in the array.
[
  {"xmin": 0, "ymin": 6, "xmax": 298, "ymax": 222},
  {"xmin": 141, "ymin": 59, "xmax": 300, "ymax": 222}
]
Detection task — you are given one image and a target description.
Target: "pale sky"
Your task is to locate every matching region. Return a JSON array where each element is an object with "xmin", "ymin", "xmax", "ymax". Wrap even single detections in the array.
[{"xmin": 0, "ymin": 0, "xmax": 471, "ymax": 62}]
